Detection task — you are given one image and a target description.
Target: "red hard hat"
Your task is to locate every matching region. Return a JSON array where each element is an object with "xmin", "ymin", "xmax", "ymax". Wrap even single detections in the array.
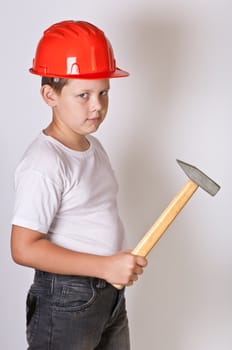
[{"xmin": 29, "ymin": 20, "xmax": 129, "ymax": 79}]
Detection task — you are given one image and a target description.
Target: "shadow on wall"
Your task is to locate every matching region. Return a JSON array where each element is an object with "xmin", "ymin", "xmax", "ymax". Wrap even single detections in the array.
[
  {"xmin": 117, "ymin": 15, "xmax": 205, "ymax": 350},
  {"xmin": 118, "ymin": 14, "xmax": 192, "ymax": 240}
]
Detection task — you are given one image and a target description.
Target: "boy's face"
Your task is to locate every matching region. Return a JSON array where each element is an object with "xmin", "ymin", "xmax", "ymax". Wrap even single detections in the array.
[{"xmin": 50, "ymin": 78, "xmax": 110, "ymax": 137}]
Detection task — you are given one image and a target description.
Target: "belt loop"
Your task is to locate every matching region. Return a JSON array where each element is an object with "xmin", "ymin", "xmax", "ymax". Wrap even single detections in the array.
[{"xmin": 50, "ymin": 275, "xmax": 55, "ymax": 294}]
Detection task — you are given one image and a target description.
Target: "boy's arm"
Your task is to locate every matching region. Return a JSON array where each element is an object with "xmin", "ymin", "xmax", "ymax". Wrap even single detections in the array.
[{"xmin": 11, "ymin": 225, "xmax": 147, "ymax": 287}]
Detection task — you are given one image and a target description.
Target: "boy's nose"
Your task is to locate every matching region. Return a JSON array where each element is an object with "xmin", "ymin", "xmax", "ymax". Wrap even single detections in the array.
[{"xmin": 91, "ymin": 97, "xmax": 103, "ymax": 112}]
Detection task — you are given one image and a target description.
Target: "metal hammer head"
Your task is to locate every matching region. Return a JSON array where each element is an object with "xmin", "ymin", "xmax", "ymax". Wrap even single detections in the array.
[{"xmin": 177, "ymin": 160, "xmax": 220, "ymax": 196}]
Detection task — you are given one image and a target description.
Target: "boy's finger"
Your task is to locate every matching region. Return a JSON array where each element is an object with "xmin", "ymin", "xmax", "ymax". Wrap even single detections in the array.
[{"xmin": 135, "ymin": 256, "xmax": 148, "ymax": 267}]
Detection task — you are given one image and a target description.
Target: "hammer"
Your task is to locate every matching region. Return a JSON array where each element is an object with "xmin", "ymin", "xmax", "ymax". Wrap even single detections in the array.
[{"xmin": 113, "ymin": 160, "xmax": 220, "ymax": 289}]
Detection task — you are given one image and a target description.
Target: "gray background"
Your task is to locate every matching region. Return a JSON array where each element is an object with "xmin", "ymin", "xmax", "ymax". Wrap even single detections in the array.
[{"xmin": 1, "ymin": 0, "xmax": 231, "ymax": 349}]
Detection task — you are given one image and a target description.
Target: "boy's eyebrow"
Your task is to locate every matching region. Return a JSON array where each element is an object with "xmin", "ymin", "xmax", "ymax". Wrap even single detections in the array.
[{"xmin": 76, "ymin": 86, "xmax": 110, "ymax": 93}]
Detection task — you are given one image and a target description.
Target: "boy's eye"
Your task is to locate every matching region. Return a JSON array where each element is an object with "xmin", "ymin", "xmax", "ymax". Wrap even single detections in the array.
[
  {"xmin": 78, "ymin": 93, "xmax": 89, "ymax": 99},
  {"xmin": 100, "ymin": 90, "xmax": 109, "ymax": 97}
]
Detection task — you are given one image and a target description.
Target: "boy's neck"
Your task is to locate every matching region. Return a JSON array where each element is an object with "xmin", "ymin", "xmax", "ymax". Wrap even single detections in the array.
[{"xmin": 44, "ymin": 124, "xmax": 90, "ymax": 152}]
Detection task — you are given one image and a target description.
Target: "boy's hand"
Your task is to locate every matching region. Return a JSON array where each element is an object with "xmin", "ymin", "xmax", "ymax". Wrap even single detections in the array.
[{"xmin": 103, "ymin": 251, "xmax": 147, "ymax": 286}]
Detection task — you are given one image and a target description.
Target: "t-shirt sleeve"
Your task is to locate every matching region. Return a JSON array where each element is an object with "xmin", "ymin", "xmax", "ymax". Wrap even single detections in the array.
[{"xmin": 12, "ymin": 169, "xmax": 62, "ymax": 233}]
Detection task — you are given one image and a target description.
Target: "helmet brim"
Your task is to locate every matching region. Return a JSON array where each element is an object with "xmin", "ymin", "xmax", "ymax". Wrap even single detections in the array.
[{"xmin": 29, "ymin": 67, "xmax": 129, "ymax": 79}]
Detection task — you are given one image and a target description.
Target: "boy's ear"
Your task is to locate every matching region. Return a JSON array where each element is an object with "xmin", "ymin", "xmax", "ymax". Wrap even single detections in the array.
[{"xmin": 40, "ymin": 85, "xmax": 58, "ymax": 106}]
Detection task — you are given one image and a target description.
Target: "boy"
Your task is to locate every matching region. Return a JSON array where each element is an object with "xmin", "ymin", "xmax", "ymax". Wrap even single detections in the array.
[{"xmin": 11, "ymin": 20, "xmax": 147, "ymax": 349}]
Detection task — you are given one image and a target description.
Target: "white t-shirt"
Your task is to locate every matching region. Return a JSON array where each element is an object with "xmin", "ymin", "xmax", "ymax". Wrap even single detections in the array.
[{"xmin": 12, "ymin": 133, "xmax": 125, "ymax": 256}]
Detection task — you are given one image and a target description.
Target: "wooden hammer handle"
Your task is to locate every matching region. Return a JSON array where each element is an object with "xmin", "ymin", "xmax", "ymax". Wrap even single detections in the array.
[{"xmin": 112, "ymin": 180, "xmax": 198, "ymax": 290}]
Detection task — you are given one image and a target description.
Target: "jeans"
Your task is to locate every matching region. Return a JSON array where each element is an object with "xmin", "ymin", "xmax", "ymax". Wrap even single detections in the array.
[{"xmin": 26, "ymin": 270, "xmax": 130, "ymax": 350}]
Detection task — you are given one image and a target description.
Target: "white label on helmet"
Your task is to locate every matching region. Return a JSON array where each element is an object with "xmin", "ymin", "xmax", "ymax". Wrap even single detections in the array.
[{"xmin": 67, "ymin": 57, "xmax": 79, "ymax": 75}]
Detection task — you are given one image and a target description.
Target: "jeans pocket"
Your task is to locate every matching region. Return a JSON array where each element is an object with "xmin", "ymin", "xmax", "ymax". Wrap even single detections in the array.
[
  {"xmin": 26, "ymin": 292, "xmax": 40, "ymax": 345},
  {"xmin": 55, "ymin": 280, "xmax": 97, "ymax": 312}
]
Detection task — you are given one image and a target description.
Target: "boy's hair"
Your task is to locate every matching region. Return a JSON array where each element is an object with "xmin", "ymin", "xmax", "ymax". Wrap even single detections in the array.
[{"xmin": 41, "ymin": 77, "xmax": 69, "ymax": 94}]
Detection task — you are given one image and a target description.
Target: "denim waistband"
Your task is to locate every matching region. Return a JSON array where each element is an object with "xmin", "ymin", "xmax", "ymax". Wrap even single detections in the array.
[{"xmin": 34, "ymin": 270, "xmax": 108, "ymax": 289}]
